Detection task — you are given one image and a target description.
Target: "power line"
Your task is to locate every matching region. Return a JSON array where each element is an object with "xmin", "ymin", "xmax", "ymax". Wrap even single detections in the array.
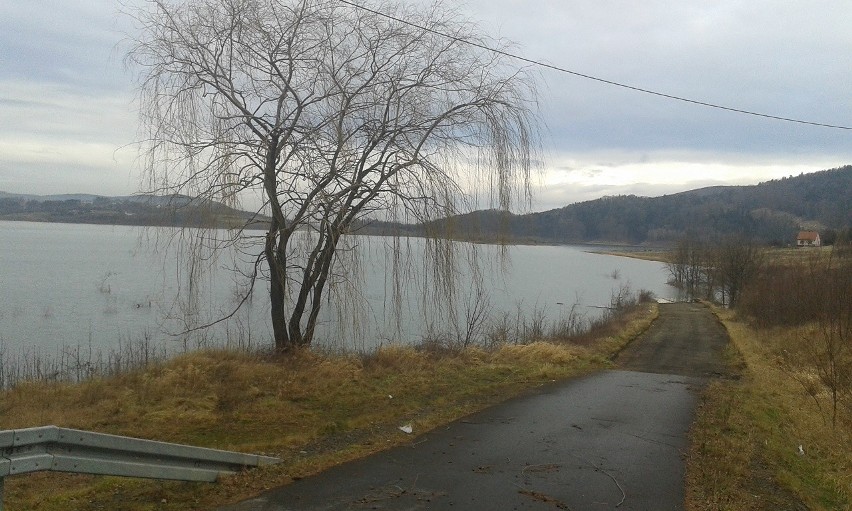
[{"xmin": 336, "ymin": 0, "xmax": 852, "ymax": 131}]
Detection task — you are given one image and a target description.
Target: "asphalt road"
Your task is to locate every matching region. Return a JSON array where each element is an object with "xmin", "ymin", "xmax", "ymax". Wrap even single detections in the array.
[
  {"xmin": 219, "ymin": 302, "xmax": 729, "ymax": 511},
  {"xmin": 615, "ymin": 301, "xmax": 730, "ymax": 378}
]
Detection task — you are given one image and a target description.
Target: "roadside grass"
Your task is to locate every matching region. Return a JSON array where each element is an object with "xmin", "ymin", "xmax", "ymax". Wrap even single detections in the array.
[
  {"xmin": 0, "ymin": 301, "xmax": 657, "ymax": 511},
  {"xmin": 686, "ymin": 308, "xmax": 851, "ymax": 511}
]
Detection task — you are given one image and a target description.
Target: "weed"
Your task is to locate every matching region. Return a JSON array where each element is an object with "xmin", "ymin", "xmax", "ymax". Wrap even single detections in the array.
[
  {"xmin": 0, "ymin": 303, "xmax": 659, "ymax": 511},
  {"xmin": 687, "ymin": 309, "xmax": 851, "ymax": 511}
]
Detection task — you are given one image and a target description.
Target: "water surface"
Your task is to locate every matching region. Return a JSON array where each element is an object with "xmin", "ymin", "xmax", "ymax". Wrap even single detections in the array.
[{"xmin": 0, "ymin": 221, "xmax": 676, "ymax": 355}]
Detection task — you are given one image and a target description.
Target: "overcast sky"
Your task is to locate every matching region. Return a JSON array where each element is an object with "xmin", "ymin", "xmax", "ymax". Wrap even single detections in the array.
[{"xmin": 1, "ymin": 0, "xmax": 850, "ymax": 211}]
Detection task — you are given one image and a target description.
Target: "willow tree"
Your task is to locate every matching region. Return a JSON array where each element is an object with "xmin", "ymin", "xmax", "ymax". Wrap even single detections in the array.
[{"xmin": 127, "ymin": 0, "xmax": 538, "ymax": 351}]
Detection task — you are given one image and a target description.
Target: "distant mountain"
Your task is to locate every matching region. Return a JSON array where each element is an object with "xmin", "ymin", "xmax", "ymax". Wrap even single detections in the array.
[
  {"xmin": 0, "ymin": 192, "xmax": 267, "ymax": 229},
  {"xmin": 4, "ymin": 165, "xmax": 849, "ymax": 244},
  {"xmin": 0, "ymin": 192, "xmax": 126, "ymax": 203},
  {"xmin": 356, "ymin": 165, "xmax": 852, "ymax": 246}
]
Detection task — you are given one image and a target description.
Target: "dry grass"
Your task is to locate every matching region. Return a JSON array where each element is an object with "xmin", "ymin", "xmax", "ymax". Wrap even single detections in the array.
[
  {"xmin": 0, "ymin": 303, "xmax": 657, "ymax": 511},
  {"xmin": 607, "ymin": 245, "xmax": 839, "ymax": 267},
  {"xmin": 762, "ymin": 246, "xmax": 836, "ymax": 267},
  {"xmin": 583, "ymin": 300, "xmax": 659, "ymax": 355},
  {"xmin": 686, "ymin": 308, "xmax": 851, "ymax": 511}
]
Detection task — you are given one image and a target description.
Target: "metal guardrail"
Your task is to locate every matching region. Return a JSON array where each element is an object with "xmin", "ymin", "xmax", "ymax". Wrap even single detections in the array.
[{"xmin": 0, "ymin": 425, "xmax": 280, "ymax": 509}]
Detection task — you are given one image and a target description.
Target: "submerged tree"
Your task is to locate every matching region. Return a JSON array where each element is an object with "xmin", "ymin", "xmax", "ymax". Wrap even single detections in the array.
[
  {"xmin": 713, "ymin": 235, "xmax": 764, "ymax": 307},
  {"xmin": 666, "ymin": 234, "xmax": 708, "ymax": 298},
  {"xmin": 127, "ymin": 0, "xmax": 539, "ymax": 351}
]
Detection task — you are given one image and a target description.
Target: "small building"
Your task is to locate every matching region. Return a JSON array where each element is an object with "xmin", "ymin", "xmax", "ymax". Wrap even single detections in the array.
[{"xmin": 796, "ymin": 230, "xmax": 821, "ymax": 247}]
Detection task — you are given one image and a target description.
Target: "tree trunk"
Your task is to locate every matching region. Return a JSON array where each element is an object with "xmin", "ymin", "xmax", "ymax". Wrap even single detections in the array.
[
  {"xmin": 269, "ymin": 267, "xmax": 289, "ymax": 352},
  {"xmin": 266, "ymin": 221, "xmax": 291, "ymax": 352}
]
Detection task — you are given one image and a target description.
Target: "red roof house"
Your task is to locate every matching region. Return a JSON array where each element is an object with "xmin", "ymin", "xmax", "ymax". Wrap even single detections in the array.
[{"xmin": 796, "ymin": 231, "xmax": 821, "ymax": 247}]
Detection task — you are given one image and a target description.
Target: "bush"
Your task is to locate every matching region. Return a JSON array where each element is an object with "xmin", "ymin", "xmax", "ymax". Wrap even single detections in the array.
[{"xmin": 737, "ymin": 249, "xmax": 852, "ymax": 427}]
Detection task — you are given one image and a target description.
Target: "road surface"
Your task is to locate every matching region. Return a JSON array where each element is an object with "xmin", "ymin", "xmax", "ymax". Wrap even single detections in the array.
[{"xmin": 219, "ymin": 302, "xmax": 729, "ymax": 510}]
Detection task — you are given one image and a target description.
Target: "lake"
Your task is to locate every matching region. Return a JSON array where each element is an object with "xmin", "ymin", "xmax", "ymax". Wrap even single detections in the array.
[{"xmin": 0, "ymin": 221, "xmax": 677, "ymax": 358}]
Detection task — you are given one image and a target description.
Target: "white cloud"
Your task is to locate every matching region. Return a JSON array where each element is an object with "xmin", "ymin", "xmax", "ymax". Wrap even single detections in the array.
[
  {"xmin": 0, "ymin": 138, "xmax": 132, "ymax": 168},
  {"xmin": 529, "ymin": 151, "xmax": 846, "ymax": 211},
  {"xmin": 0, "ymin": 80, "xmax": 135, "ymax": 141}
]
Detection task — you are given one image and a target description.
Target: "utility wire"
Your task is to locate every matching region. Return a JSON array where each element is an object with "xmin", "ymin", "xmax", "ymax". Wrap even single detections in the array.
[{"xmin": 336, "ymin": 0, "xmax": 852, "ymax": 131}]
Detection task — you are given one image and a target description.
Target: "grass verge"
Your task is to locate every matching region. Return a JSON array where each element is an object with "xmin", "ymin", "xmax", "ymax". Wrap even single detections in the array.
[
  {"xmin": 686, "ymin": 307, "xmax": 851, "ymax": 511},
  {"xmin": 0, "ymin": 301, "xmax": 657, "ymax": 511}
]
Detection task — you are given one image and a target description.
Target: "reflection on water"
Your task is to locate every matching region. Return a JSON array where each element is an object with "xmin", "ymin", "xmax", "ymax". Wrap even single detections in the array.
[{"xmin": 0, "ymin": 221, "xmax": 677, "ymax": 357}]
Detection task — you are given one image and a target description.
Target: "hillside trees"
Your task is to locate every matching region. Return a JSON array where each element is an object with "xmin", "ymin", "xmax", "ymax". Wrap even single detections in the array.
[{"xmin": 127, "ymin": 0, "xmax": 539, "ymax": 351}]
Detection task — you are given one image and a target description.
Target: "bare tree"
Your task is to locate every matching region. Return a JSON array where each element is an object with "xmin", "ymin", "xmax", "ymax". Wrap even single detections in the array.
[
  {"xmin": 127, "ymin": 0, "xmax": 539, "ymax": 351},
  {"xmin": 803, "ymin": 250, "xmax": 852, "ymax": 426},
  {"xmin": 713, "ymin": 236, "xmax": 764, "ymax": 307},
  {"xmin": 668, "ymin": 234, "xmax": 764, "ymax": 306},
  {"xmin": 666, "ymin": 234, "xmax": 708, "ymax": 299},
  {"xmin": 775, "ymin": 249, "xmax": 852, "ymax": 427}
]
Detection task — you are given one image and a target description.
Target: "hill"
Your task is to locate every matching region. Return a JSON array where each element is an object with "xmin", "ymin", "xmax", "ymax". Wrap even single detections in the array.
[
  {"xmin": 527, "ymin": 165, "xmax": 850, "ymax": 245},
  {"xmin": 357, "ymin": 165, "xmax": 852, "ymax": 245},
  {"xmin": 0, "ymin": 192, "xmax": 267, "ymax": 229},
  {"xmin": 3, "ymin": 166, "xmax": 849, "ymax": 244}
]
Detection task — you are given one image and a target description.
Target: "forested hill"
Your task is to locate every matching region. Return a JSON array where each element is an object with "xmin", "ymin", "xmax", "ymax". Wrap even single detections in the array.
[{"xmin": 361, "ymin": 165, "xmax": 851, "ymax": 245}]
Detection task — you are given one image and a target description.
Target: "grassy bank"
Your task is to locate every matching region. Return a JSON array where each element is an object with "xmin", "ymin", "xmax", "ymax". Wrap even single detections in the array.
[
  {"xmin": 0, "ymin": 301, "xmax": 657, "ymax": 511},
  {"xmin": 686, "ymin": 307, "xmax": 851, "ymax": 511},
  {"xmin": 605, "ymin": 245, "xmax": 837, "ymax": 266},
  {"xmin": 597, "ymin": 249, "xmax": 672, "ymax": 263}
]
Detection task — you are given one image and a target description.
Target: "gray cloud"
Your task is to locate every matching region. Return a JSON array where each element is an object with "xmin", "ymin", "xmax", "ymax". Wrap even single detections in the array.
[
  {"xmin": 1, "ymin": 0, "xmax": 850, "ymax": 200},
  {"xmin": 462, "ymin": 0, "xmax": 852, "ymax": 158}
]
